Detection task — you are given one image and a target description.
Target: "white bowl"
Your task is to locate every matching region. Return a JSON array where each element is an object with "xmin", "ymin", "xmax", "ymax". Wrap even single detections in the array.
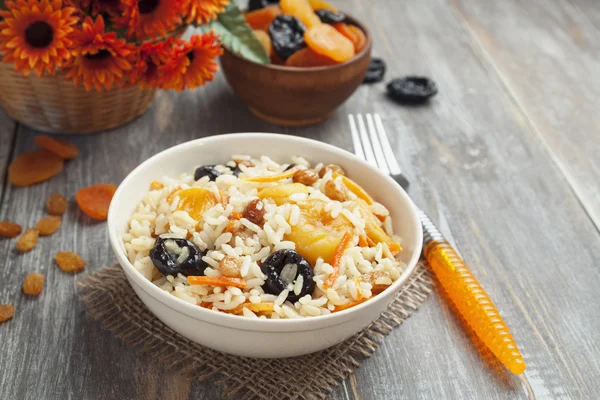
[{"xmin": 107, "ymin": 133, "xmax": 422, "ymax": 358}]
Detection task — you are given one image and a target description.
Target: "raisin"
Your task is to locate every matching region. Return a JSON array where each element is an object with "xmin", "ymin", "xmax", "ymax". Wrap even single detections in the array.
[
  {"xmin": 254, "ymin": 29, "xmax": 272, "ymax": 56},
  {"xmin": 243, "ymin": 199, "xmax": 266, "ymax": 226},
  {"xmin": 55, "ymin": 251, "xmax": 86, "ymax": 273},
  {"xmin": 34, "ymin": 135, "xmax": 79, "ymax": 160},
  {"xmin": 0, "ymin": 304, "xmax": 14, "ymax": 323},
  {"xmin": 75, "ymin": 183, "xmax": 117, "ymax": 221},
  {"xmin": 35, "ymin": 216, "xmax": 61, "ymax": 236},
  {"xmin": 318, "ymin": 164, "xmax": 345, "ymax": 178},
  {"xmin": 23, "ymin": 273, "xmax": 44, "ymax": 295},
  {"xmin": 363, "ymin": 58, "xmax": 386, "ymax": 84},
  {"xmin": 293, "ymin": 169, "xmax": 319, "ymax": 185},
  {"xmin": 386, "ymin": 76, "xmax": 438, "ymax": 105},
  {"xmin": 269, "ymin": 15, "xmax": 306, "ymax": 60},
  {"xmin": 0, "ymin": 221, "xmax": 22, "ymax": 238},
  {"xmin": 194, "ymin": 165, "xmax": 220, "ymax": 181},
  {"xmin": 315, "ymin": 9, "xmax": 345, "ymax": 24},
  {"xmin": 16, "ymin": 229, "xmax": 39, "ymax": 252},
  {"xmin": 248, "ymin": 0, "xmax": 280, "ymax": 11},
  {"xmin": 281, "ymin": 0, "xmax": 322, "ymax": 28},
  {"xmin": 324, "ymin": 179, "xmax": 350, "ymax": 201},
  {"xmin": 219, "ymin": 256, "xmax": 241, "ymax": 277},
  {"xmin": 305, "ymin": 24, "xmax": 354, "ymax": 62},
  {"xmin": 8, "ymin": 149, "xmax": 64, "ymax": 187},
  {"xmin": 285, "ymin": 47, "xmax": 336, "ymax": 67},
  {"xmin": 245, "ymin": 5, "xmax": 281, "ymax": 31},
  {"xmin": 46, "ymin": 192, "xmax": 68, "ymax": 215},
  {"xmin": 308, "ymin": 0, "xmax": 337, "ymax": 12}
]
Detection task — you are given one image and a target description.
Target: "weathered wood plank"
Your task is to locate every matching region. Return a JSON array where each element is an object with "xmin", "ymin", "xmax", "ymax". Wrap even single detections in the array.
[
  {"xmin": 0, "ymin": 108, "xmax": 16, "ymax": 205},
  {"xmin": 450, "ymin": 0, "xmax": 600, "ymax": 230}
]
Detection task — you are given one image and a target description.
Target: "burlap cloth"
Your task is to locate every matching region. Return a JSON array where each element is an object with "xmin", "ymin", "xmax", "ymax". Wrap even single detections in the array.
[{"xmin": 78, "ymin": 263, "xmax": 434, "ymax": 400}]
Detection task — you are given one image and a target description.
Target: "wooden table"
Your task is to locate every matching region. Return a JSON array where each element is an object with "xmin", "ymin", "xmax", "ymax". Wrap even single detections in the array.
[{"xmin": 1, "ymin": 0, "xmax": 599, "ymax": 398}]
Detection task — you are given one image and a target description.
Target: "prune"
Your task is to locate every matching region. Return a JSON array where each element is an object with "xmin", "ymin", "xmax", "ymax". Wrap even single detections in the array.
[
  {"xmin": 315, "ymin": 9, "xmax": 345, "ymax": 23},
  {"xmin": 363, "ymin": 58, "xmax": 386, "ymax": 84},
  {"xmin": 386, "ymin": 76, "xmax": 438, "ymax": 104},
  {"xmin": 269, "ymin": 15, "xmax": 306, "ymax": 60},
  {"xmin": 150, "ymin": 237, "xmax": 209, "ymax": 277},
  {"xmin": 260, "ymin": 249, "xmax": 315, "ymax": 302},
  {"xmin": 194, "ymin": 165, "xmax": 220, "ymax": 181},
  {"xmin": 248, "ymin": 0, "xmax": 280, "ymax": 11}
]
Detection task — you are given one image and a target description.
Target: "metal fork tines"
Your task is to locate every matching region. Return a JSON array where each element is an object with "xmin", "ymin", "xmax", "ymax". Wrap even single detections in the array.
[{"xmin": 349, "ymin": 113, "xmax": 410, "ymax": 190}]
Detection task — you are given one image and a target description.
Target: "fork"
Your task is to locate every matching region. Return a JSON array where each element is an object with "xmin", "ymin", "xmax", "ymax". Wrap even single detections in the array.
[{"xmin": 348, "ymin": 113, "xmax": 526, "ymax": 375}]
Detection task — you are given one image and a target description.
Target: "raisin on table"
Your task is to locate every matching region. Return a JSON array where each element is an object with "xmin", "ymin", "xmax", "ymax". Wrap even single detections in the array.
[
  {"xmin": 386, "ymin": 76, "xmax": 438, "ymax": 104},
  {"xmin": 269, "ymin": 15, "xmax": 307, "ymax": 60},
  {"xmin": 363, "ymin": 58, "xmax": 386, "ymax": 84}
]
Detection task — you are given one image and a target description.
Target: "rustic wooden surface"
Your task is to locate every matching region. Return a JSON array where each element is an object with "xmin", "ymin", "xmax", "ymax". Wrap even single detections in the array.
[{"xmin": 1, "ymin": 0, "xmax": 599, "ymax": 399}]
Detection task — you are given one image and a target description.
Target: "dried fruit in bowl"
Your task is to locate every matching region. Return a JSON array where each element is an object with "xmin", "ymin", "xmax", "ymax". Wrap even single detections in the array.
[
  {"xmin": 308, "ymin": 0, "xmax": 338, "ymax": 12},
  {"xmin": 315, "ymin": 9, "xmax": 345, "ymax": 24},
  {"xmin": 305, "ymin": 24, "xmax": 355, "ymax": 62},
  {"xmin": 347, "ymin": 25, "xmax": 366, "ymax": 52},
  {"xmin": 254, "ymin": 29, "xmax": 273, "ymax": 56},
  {"xmin": 280, "ymin": 0, "xmax": 322, "ymax": 28},
  {"xmin": 269, "ymin": 15, "xmax": 307, "ymax": 60},
  {"xmin": 245, "ymin": 5, "xmax": 281, "ymax": 31},
  {"xmin": 285, "ymin": 47, "xmax": 337, "ymax": 67}
]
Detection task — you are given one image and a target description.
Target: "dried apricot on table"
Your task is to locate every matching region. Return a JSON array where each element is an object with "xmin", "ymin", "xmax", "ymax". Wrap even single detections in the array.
[
  {"xmin": 254, "ymin": 29, "xmax": 273, "ymax": 56},
  {"xmin": 34, "ymin": 135, "xmax": 79, "ymax": 159},
  {"xmin": 35, "ymin": 216, "xmax": 62, "ymax": 236},
  {"xmin": 347, "ymin": 25, "xmax": 367, "ymax": 52},
  {"xmin": 8, "ymin": 149, "xmax": 64, "ymax": 187},
  {"xmin": 55, "ymin": 251, "xmax": 86, "ymax": 273},
  {"xmin": 0, "ymin": 221, "xmax": 22, "ymax": 238},
  {"xmin": 308, "ymin": 0, "xmax": 338, "ymax": 12},
  {"xmin": 46, "ymin": 192, "xmax": 68, "ymax": 215},
  {"xmin": 305, "ymin": 24, "xmax": 355, "ymax": 62},
  {"xmin": 16, "ymin": 229, "xmax": 39, "ymax": 252},
  {"xmin": 0, "ymin": 304, "xmax": 15, "ymax": 323},
  {"xmin": 245, "ymin": 5, "xmax": 281, "ymax": 31},
  {"xmin": 23, "ymin": 273, "xmax": 45, "ymax": 295},
  {"xmin": 281, "ymin": 0, "xmax": 322, "ymax": 28},
  {"xmin": 75, "ymin": 183, "xmax": 118, "ymax": 221},
  {"xmin": 285, "ymin": 47, "xmax": 337, "ymax": 67}
]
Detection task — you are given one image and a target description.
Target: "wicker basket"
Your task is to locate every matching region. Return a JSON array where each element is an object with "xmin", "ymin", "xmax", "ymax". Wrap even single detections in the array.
[{"xmin": 0, "ymin": 61, "xmax": 156, "ymax": 134}]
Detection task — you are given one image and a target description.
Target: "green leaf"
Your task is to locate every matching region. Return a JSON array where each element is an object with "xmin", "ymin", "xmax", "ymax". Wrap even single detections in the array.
[{"xmin": 200, "ymin": 3, "xmax": 270, "ymax": 65}]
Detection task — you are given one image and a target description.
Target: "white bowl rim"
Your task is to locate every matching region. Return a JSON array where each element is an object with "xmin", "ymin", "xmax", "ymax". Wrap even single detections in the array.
[{"xmin": 107, "ymin": 133, "xmax": 423, "ymax": 333}]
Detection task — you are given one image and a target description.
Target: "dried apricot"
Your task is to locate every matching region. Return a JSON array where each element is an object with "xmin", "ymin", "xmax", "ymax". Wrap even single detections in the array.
[
  {"xmin": 23, "ymin": 273, "xmax": 44, "ymax": 295},
  {"xmin": 75, "ymin": 183, "xmax": 118, "ymax": 221},
  {"xmin": 0, "ymin": 221, "xmax": 22, "ymax": 238},
  {"xmin": 175, "ymin": 188, "xmax": 217, "ymax": 220},
  {"xmin": 271, "ymin": 52, "xmax": 286, "ymax": 65},
  {"xmin": 285, "ymin": 47, "xmax": 337, "ymax": 67},
  {"xmin": 0, "ymin": 304, "xmax": 14, "ymax": 323},
  {"xmin": 46, "ymin": 192, "xmax": 68, "ymax": 215},
  {"xmin": 254, "ymin": 29, "xmax": 273, "ymax": 56},
  {"xmin": 347, "ymin": 25, "xmax": 366, "ymax": 52},
  {"xmin": 245, "ymin": 5, "xmax": 281, "ymax": 31},
  {"xmin": 16, "ymin": 229, "xmax": 39, "ymax": 252},
  {"xmin": 333, "ymin": 22, "xmax": 357, "ymax": 44},
  {"xmin": 281, "ymin": 0, "xmax": 322, "ymax": 28},
  {"xmin": 308, "ymin": 0, "xmax": 338, "ymax": 12},
  {"xmin": 55, "ymin": 251, "xmax": 86, "ymax": 273},
  {"xmin": 35, "ymin": 216, "xmax": 62, "ymax": 236},
  {"xmin": 8, "ymin": 149, "xmax": 64, "ymax": 187},
  {"xmin": 34, "ymin": 135, "xmax": 79, "ymax": 160},
  {"xmin": 305, "ymin": 24, "xmax": 355, "ymax": 62}
]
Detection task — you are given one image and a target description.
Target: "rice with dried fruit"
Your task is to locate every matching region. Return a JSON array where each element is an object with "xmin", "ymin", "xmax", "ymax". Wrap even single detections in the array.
[{"xmin": 122, "ymin": 155, "xmax": 405, "ymax": 319}]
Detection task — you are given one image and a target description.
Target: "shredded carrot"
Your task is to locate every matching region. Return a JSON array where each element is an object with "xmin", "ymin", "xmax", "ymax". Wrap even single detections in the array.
[
  {"xmin": 199, "ymin": 302, "xmax": 212, "ymax": 308},
  {"xmin": 225, "ymin": 220, "xmax": 236, "ymax": 233},
  {"xmin": 241, "ymin": 166, "xmax": 299, "ymax": 182},
  {"xmin": 323, "ymin": 231, "xmax": 353, "ymax": 288},
  {"xmin": 187, "ymin": 276, "xmax": 247, "ymax": 288},
  {"xmin": 333, "ymin": 298, "xmax": 369, "ymax": 312},
  {"xmin": 230, "ymin": 302, "xmax": 275, "ymax": 315},
  {"xmin": 333, "ymin": 173, "xmax": 374, "ymax": 205},
  {"xmin": 388, "ymin": 242, "xmax": 402, "ymax": 256},
  {"xmin": 166, "ymin": 187, "xmax": 182, "ymax": 203},
  {"xmin": 220, "ymin": 190, "xmax": 230, "ymax": 205},
  {"xmin": 150, "ymin": 180, "xmax": 164, "ymax": 190},
  {"xmin": 375, "ymin": 214, "xmax": 386, "ymax": 222},
  {"xmin": 358, "ymin": 235, "xmax": 369, "ymax": 247},
  {"xmin": 366, "ymin": 236, "xmax": 376, "ymax": 247},
  {"xmin": 231, "ymin": 211, "xmax": 243, "ymax": 220}
]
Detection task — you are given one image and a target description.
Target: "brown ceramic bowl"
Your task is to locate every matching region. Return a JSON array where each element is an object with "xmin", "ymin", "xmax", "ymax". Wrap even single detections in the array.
[{"xmin": 220, "ymin": 15, "xmax": 372, "ymax": 126}]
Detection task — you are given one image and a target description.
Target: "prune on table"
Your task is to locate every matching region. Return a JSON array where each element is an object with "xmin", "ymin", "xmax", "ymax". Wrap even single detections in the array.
[
  {"xmin": 194, "ymin": 165, "xmax": 220, "ymax": 181},
  {"xmin": 269, "ymin": 15, "xmax": 307, "ymax": 60},
  {"xmin": 248, "ymin": 0, "xmax": 280, "ymax": 11},
  {"xmin": 260, "ymin": 249, "xmax": 315, "ymax": 302},
  {"xmin": 363, "ymin": 57, "xmax": 386, "ymax": 84},
  {"xmin": 150, "ymin": 237, "xmax": 209, "ymax": 277},
  {"xmin": 386, "ymin": 76, "xmax": 438, "ymax": 104},
  {"xmin": 315, "ymin": 9, "xmax": 345, "ymax": 23}
]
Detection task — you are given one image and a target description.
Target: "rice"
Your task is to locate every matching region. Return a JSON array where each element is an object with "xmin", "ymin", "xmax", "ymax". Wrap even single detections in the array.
[{"xmin": 122, "ymin": 155, "xmax": 406, "ymax": 319}]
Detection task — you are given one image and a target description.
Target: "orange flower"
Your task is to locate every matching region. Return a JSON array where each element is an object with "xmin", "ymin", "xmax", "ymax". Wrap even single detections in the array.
[
  {"xmin": 0, "ymin": 0, "xmax": 77, "ymax": 76},
  {"xmin": 185, "ymin": 0, "xmax": 229, "ymax": 25},
  {"xmin": 118, "ymin": 0, "xmax": 186, "ymax": 40},
  {"xmin": 76, "ymin": 0, "xmax": 123, "ymax": 16},
  {"xmin": 168, "ymin": 32, "xmax": 221, "ymax": 91},
  {"xmin": 64, "ymin": 16, "xmax": 136, "ymax": 91},
  {"xmin": 130, "ymin": 39, "xmax": 185, "ymax": 88}
]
